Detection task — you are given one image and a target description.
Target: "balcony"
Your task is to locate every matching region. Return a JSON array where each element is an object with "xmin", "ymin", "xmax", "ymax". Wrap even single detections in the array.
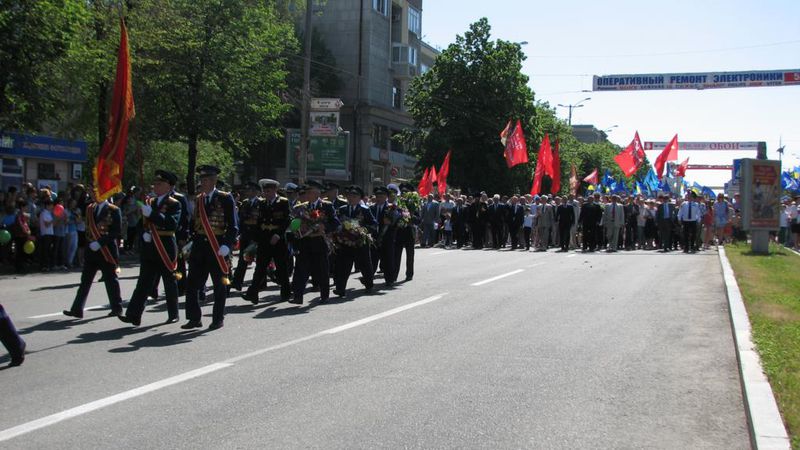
[{"xmin": 392, "ymin": 44, "xmax": 418, "ymax": 79}]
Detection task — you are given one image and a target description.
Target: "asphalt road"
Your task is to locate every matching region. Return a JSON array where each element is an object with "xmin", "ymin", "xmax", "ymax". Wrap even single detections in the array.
[{"xmin": 0, "ymin": 246, "xmax": 749, "ymax": 449}]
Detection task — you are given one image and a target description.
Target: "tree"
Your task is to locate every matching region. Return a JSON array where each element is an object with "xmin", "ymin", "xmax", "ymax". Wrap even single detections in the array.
[
  {"xmin": 0, "ymin": 0, "xmax": 90, "ymax": 131},
  {"xmin": 403, "ymin": 18, "xmax": 536, "ymax": 195},
  {"xmin": 128, "ymin": 0, "xmax": 298, "ymax": 192}
]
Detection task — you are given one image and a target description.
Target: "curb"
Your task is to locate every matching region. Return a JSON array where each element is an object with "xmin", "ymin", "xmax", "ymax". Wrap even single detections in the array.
[{"xmin": 718, "ymin": 246, "xmax": 791, "ymax": 449}]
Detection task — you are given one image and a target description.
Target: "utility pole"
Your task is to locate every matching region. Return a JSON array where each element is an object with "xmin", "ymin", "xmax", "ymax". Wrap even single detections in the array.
[
  {"xmin": 298, "ymin": 0, "xmax": 313, "ymax": 184},
  {"xmin": 557, "ymin": 97, "xmax": 591, "ymax": 126}
]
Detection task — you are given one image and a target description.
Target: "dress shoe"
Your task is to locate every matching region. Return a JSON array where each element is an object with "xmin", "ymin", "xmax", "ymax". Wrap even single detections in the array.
[
  {"xmin": 10, "ymin": 340, "xmax": 26, "ymax": 367},
  {"xmin": 107, "ymin": 310, "xmax": 123, "ymax": 317},
  {"xmin": 288, "ymin": 298, "xmax": 303, "ymax": 305},
  {"xmin": 405, "ymin": 275, "xmax": 413, "ymax": 281},
  {"xmin": 164, "ymin": 317, "xmax": 179, "ymax": 324},
  {"xmin": 364, "ymin": 285, "xmax": 374, "ymax": 292},
  {"xmin": 208, "ymin": 321, "xmax": 224, "ymax": 330},
  {"xmin": 180, "ymin": 320, "xmax": 203, "ymax": 330},
  {"xmin": 118, "ymin": 316, "xmax": 141, "ymax": 326},
  {"xmin": 333, "ymin": 289, "xmax": 346, "ymax": 297},
  {"xmin": 241, "ymin": 293, "xmax": 259, "ymax": 305},
  {"xmin": 63, "ymin": 310, "xmax": 83, "ymax": 319}
]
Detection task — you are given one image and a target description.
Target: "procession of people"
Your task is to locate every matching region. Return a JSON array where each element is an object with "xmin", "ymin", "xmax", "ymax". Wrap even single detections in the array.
[{"xmin": 2, "ymin": 161, "xmax": 800, "ymax": 366}]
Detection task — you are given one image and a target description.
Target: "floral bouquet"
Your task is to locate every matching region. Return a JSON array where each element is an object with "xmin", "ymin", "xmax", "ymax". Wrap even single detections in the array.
[
  {"xmin": 290, "ymin": 202, "xmax": 329, "ymax": 238},
  {"xmin": 395, "ymin": 192, "xmax": 421, "ymax": 228},
  {"xmin": 333, "ymin": 219, "xmax": 374, "ymax": 249}
]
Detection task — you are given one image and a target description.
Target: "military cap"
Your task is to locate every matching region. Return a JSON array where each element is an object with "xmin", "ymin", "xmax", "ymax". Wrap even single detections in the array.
[
  {"xmin": 399, "ymin": 182, "xmax": 415, "ymax": 193},
  {"xmin": 324, "ymin": 182, "xmax": 340, "ymax": 191},
  {"xmin": 154, "ymin": 170, "xmax": 178, "ymax": 185},
  {"xmin": 344, "ymin": 185, "xmax": 364, "ymax": 197},
  {"xmin": 197, "ymin": 165, "xmax": 221, "ymax": 178},
  {"xmin": 259, "ymin": 178, "xmax": 279, "ymax": 189},
  {"xmin": 374, "ymin": 186, "xmax": 389, "ymax": 196},
  {"xmin": 285, "ymin": 182, "xmax": 299, "ymax": 192},
  {"xmin": 386, "ymin": 183, "xmax": 400, "ymax": 194},
  {"xmin": 306, "ymin": 179, "xmax": 325, "ymax": 190},
  {"xmin": 244, "ymin": 181, "xmax": 260, "ymax": 190}
]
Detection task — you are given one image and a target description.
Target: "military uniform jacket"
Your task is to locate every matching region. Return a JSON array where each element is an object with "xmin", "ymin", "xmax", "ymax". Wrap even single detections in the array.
[
  {"xmin": 193, "ymin": 189, "xmax": 238, "ymax": 248},
  {"xmin": 370, "ymin": 201, "xmax": 396, "ymax": 238},
  {"xmin": 171, "ymin": 191, "xmax": 190, "ymax": 244},
  {"xmin": 86, "ymin": 202, "xmax": 121, "ymax": 261},
  {"xmin": 256, "ymin": 196, "xmax": 290, "ymax": 243},
  {"xmin": 238, "ymin": 196, "xmax": 261, "ymax": 240},
  {"xmin": 338, "ymin": 203, "xmax": 377, "ymax": 236},
  {"xmin": 142, "ymin": 195, "xmax": 181, "ymax": 261}
]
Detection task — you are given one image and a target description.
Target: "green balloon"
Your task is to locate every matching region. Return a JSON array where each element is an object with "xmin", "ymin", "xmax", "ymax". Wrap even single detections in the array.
[
  {"xmin": 289, "ymin": 218, "xmax": 302, "ymax": 232},
  {"xmin": 0, "ymin": 229, "xmax": 10, "ymax": 245}
]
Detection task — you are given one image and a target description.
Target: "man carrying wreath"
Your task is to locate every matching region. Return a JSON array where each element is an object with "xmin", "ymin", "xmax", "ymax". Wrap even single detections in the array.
[{"xmin": 333, "ymin": 185, "xmax": 377, "ymax": 297}]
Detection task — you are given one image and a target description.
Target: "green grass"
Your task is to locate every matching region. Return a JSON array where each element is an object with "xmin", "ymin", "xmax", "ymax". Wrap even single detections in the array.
[{"xmin": 726, "ymin": 242, "xmax": 800, "ymax": 449}]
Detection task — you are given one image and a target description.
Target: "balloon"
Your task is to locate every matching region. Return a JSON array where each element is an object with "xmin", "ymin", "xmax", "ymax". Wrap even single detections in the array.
[
  {"xmin": 289, "ymin": 218, "xmax": 302, "ymax": 232},
  {"xmin": 23, "ymin": 240, "xmax": 35, "ymax": 254},
  {"xmin": 0, "ymin": 229, "xmax": 10, "ymax": 245},
  {"xmin": 54, "ymin": 204, "xmax": 65, "ymax": 218}
]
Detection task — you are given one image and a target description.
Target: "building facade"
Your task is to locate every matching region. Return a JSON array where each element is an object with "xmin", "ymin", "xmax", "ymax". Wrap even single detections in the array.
[
  {"xmin": 571, "ymin": 125, "xmax": 610, "ymax": 144},
  {"xmin": 284, "ymin": 0, "xmax": 437, "ymax": 191},
  {"xmin": 0, "ymin": 132, "xmax": 88, "ymax": 193}
]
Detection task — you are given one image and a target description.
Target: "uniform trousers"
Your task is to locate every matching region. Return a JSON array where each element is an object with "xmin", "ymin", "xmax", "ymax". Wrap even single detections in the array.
[
  {"xmin": 393, "ymin": 227, "xmax": 414, "ymax": 280},
  {"xmin": 371, "ymin": 229, "xmax": 397, "ymax": 283},
  {"xmin": 334, "ymin": 245, "xmax": 373, "ymax": 292},
  {"xmin": 247, "ymin": 239, "xmax": 291, "ymax": 300},
  {"xmin": 0, "ymin": 304, "xmax": 25, "ymax": 363},
  {"xmin": 126, "ymin": 246, "xmax": 179, "ymax": 322},
  {"xmin": 232, "ymin": 234, "xmax": 254, "ymax": 289},
  {"xmin": 185, "ymin": 238, "xmax": 229, "ymax": 324},
  {"xmin": 69, "ymin": 254, "xmax": 122, "ymax": 315},
  {"xmin": 292, "ymin": 236, "xmax": 331, "ymax": 301}
]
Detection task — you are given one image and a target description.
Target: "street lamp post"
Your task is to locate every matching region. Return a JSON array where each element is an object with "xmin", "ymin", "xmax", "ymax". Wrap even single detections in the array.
[
  {"xmin": 557, "ymin": 97, "xmax": 591, "ymax": 126},
  {"xmin": 298, "ymin": 0, "xmax": 313, "ymax": 185}
]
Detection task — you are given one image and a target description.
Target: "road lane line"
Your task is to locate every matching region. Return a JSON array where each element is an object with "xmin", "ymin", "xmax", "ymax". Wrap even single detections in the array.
[
  {"xmin": 0, "ymin": 293, "xmax": 449, "ymax": 442},
  {"xmin": 0, "ymin": 363, "xmax": 232, "ymax": 443},
  {"xmin": 429, "ymin": 251, "xmax": 449, "ymax": 255},
  {"xmin": 470, "ymin": 269, "xmax": 524, "ymax": 286},
  {"xmin": 28, "ymin": 305, "xmax": 108, "ymax": 319},
  {"xmin": 526, "ymin": 262, "xmax": 544, "ymax": 268},
  {"xmin": 566, "ymin": 253, "xmax": 577, "ymax": 258}
]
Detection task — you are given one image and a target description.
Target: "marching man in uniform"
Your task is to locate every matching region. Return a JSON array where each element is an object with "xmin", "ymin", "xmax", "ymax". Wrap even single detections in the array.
[
  {"xmin": 333, "ymin": 185, "xmax": 376, "ymax": 296},
  {"xmin": 182, "ymin": 165, "xmax": 238, "ymax": 330},
  {"xmin": 63, "ymin": 186, "xmax": 124, "ymax": 319},
  {"xmin": 242, "ymin": 179, "xmax": 292, "ymax": 304},
  {"xmin": 119, "ymin": 170, "xmax": 182, "ymax": 326},
  {"xmin": 231, "ymin": 181, "xmax": 261, "ymax": 291}
]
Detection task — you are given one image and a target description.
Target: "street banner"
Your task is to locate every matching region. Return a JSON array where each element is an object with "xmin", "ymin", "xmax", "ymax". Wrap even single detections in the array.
[
  {"xmin": 593, "ymin": 69, "xmax": 800, "ymax": 91},
  {"xmin": 740, "ymin": 159, "xmax": 781, "ymax": 230},
  {"xmin": 644, "ymin": 141, "xmax": 761, "ymax": 151}
]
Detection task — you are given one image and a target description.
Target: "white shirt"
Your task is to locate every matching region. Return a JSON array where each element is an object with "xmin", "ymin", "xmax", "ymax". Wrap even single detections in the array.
[
  {"xmin": 39, "ymin": 209, "xmax": 54, "ymax": 235},
  {"xmin": 678, "ymin": 201, "xmax": 700, "ymax": 222}
]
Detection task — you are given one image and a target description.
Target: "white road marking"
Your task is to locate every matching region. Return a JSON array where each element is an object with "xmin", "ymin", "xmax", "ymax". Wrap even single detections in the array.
[
  {"xmin": 526, "ymin": 262, "xmax": 545, "ymax": 268},
  {"xmin": 566, "ymin": 254, "xmax": 577, "ymax": 258},
  {"xmin": 0, "ymin": 363, "xmax": 232, "ymax": 442},
  {"xmin": 429, "ymin": 251, "xmax": 449, "ymax": 255},
  {"xmin": 28, "ymin": 305, "xmax": 108, "ymax": 319},
  {"xmin": 471, "ymin": 269, "xmax": 524, "ymax": 286},
  {"xmin": 0, "ymin": 293, "xmax": 449, "ymax": 442}
]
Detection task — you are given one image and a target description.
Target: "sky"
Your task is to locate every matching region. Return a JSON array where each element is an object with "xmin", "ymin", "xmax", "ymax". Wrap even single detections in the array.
[{"xmin": 421, "ymin": 0, "xmax": 800, "ymax": 189}]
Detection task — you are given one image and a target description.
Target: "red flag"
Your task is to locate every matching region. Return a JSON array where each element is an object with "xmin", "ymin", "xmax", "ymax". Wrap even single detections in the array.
[
  {"xmin": 438, "ymin": 149, "xmax": 452, "ymax": 196},
  {"xmin": 424, "ymin": 165, "xmax": 437, "ymax": 197},
  {"xmin": 583, "ymin": 168, "xmax": 599, "ymax": 185},
  {"xmin": 499, "ymin": 120, "xmax": 512, "ymax": 147},
  {"xmin": 569, "ymin": 164, "xmax": 579, "ymax": 196},
  {"xmin": 93, "ymin": 19, "xmax": 135, "ymax": 201},
  {"xmin": 429, "ymin": 165, "xmax": 437, "ymax": 183},
  {"xmin": 676, "ymin": 157, "xmax": 690, "ymax": 178},
  {"xmin": 503, "ymin": 120, "xmax": 529, "ymax": 168},
  {"xmin": 613, "ymin": 131, "xmax": 645, "ymax": 177},
  {"xmin": 654, "ymin": 134, "xmax": 679, "ymax": 179},
  {"xmin": 550, "ymin": 140, "xmax": 561, "ymax": 193},
  {"xmin": 417, "ymin": 167, "xmax": 430, "ymax": 196},
  {"xmin": 530, "ymin": 134, "xmax": 552, "ymax": 195}
]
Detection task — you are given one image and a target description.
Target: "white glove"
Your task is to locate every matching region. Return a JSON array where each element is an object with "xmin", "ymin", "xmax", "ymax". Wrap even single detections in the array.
[
  {"xmin": 140, "ymin": 204, "xmax": 153, "ymax": 217},
  {"xmin": 142, "ymin": 232, "xmax": 152, "ymax": 243},
  {"xmin": 89, "ymin": 241, "xmax": 101, "ymax": 252},
  {"xmin": 217, "ymin": 245, "xmax": 230, "ymax": 257}
]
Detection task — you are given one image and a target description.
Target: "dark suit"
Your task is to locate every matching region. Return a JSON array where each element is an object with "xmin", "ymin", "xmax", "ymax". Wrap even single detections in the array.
[
  {"xmin": 472, "ymin": 202, "xmax": 489, "ymax": 249},
  {"xmin": 556, "ymin": 203, "xmax": 575, "ymax": 251},
  {"xmin": 488, "ymin": 203, "xmax": 504, "ymax": 248},
  {"xmin": 451, "ymin": 204, "xmax": 467, "ymax": 248},
  {"xmin": 291, "ymin": 199, "xmax": 340, "ymax": 302},
  {"xmin": 246, "ymin": 196, "xmax": 291, "ymax": 301},
  {"xmin": 125, "ymin": 195, "xmax": 182, "ymax": 322},
  {"xmin": 185, "ymin": 189, "xmax": 238, "ymax": 324},
  {"xmin": 335, "ymin": 204, "xmax": 376, "ymax": 292},
  {"xmin": 68, "ymin": 202, "xmax": 123, "ymax": 315},
  {"xmin": 578, "ymin": 203, "xmax": 602, "ymax": 251},
  {"xmin": 370, "ymin": 201, "xmax": 398, "ymax": 283},
  {"xmin": 656, "ymin": 202, "xmax": 677, "ymax": 251},
  {"xmin": 507, "ymin": 203, "xmax": 525, "ymax": 249},
  {"xmin": 393, "ymin": 201, "xmax": 418, "ymax": 281}
]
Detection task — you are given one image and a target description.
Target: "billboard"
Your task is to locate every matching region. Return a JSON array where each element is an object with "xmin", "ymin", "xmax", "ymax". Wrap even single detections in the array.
[
  {"xmin": 643, "ymin": 141, "xmax": 762, "ymax": 151},
  {"xmin": 740, "ymin": 159, "xmax": 781, "ymax": 230},
  {"xmin": 593, "ymin": 69, "xmax": 800, "ymax": 91},
  {"xmin": 286, "ymin": 129, "xmax": 349, "ymax": 180},
  {"xmin": 0, "ymin": 132, "xmax": 88, "ymax": 162}
]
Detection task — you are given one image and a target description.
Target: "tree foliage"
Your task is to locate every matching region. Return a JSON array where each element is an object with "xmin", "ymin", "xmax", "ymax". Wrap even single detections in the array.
[{"xmin": 403, "ymin": 18, "xmax": 536, "ymax": 195}]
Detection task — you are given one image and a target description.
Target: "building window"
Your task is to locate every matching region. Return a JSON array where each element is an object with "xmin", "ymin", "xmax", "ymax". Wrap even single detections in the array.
[
  {"xmin": 1, "ymin": 158, "xmax": 22, "ymax": 176},
  {"xmin": 408, "ymin": 6, "xmax": 421, "ymax": 36},
  {"xmin": 408, "ymin": 47, "xmax": 417, "ymax": 66},
  {"xmin": 392, "ymin": 79, "xmax": 403, "ymax": 110},
  {"xmin": 372, "ymin": 124, "xmax": 389, "ymax": 150},
  {"xmin": 373, "ymin": 0, "xmax": 388, "ymax": 16},
  {"xmin": 391, "ymin": 129, "xmax": 405, "ymax": 154},
  {"xmin": 392, "ymin": 44, "xmax": 418, "ymax": 66},
  {"xmin": 37, "ymin": 162, "xmax": 56, "ymax": 179}
]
